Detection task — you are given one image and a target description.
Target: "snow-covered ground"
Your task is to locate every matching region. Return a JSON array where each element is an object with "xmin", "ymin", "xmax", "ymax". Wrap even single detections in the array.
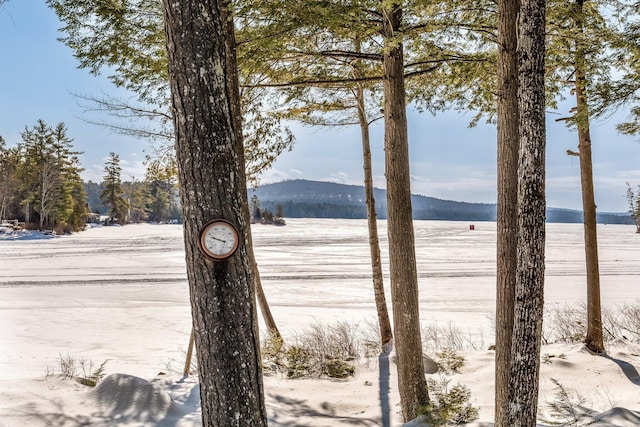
[{"xmin": 1, "ymin": 219, "xmax": 639, "ymax": 426}]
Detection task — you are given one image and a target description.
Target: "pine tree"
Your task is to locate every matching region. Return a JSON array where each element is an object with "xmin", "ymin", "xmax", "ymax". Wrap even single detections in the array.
[
  {"xmin": 100, "ymin": 152, "xmax": 128, "ymax": 224},
  {"xmin": 0, "ymin": 137, "xmax": 20, "ymax": 221},
  {"xmin": 144, "ymin": 158, "xmax": 178, "ymax": 222},
  {"xmin": 47, "ymin": 0, "xmax": 294, "ymax": 180},
  {"xmin": 545, "ymin": 0, "xmax": 629, "ymax": 355},
  {"xmin": 626, "ymin": 183, "xmax": 640, "ymax": 233},
  {"xmin": 17, "ymin": 120, "xmax": 54, "ymax": 228},
  {"xmin": 50, "ymin": 123, "xmax": 88, "ymax": 232},
  {"xmin": 250, "ymin": 194, "xmax": 261, "ymax": 221},
  {"xmin": 124, "ymin": 178, "xmax": 148, "ymax": 223}
]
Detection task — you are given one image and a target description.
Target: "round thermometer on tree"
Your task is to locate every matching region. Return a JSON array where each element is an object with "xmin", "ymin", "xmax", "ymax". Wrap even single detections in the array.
[{"xmin": 198, "ymin": 219, "xmax": 240, "ymax": 261}]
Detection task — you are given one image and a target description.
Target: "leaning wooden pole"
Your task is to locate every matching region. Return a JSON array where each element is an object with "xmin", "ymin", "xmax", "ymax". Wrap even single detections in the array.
[
  {"xmin": 183, "ymin": 328, "xmax": 195, "ymax": 376},
  {"xmin": 254, "ymin": 260, "xmax": 282, "ymax": 340},
  {"xmin": 183, "ymin": 260, "xmax": 282, "ymax": 376}
]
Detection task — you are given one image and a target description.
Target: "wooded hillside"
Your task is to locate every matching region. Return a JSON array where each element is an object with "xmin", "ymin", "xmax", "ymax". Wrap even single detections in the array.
[{"xmin": 251, "ymin": 179, "xmax": 633, "ymax": 224}]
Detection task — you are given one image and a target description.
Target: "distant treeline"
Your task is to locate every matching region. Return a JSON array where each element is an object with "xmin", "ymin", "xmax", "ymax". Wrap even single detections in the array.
[
  {"xmin": 84, "ymin": 178, "xmax": 181, "ymax": 224},
  {"xmin": 260, "ymin": 201, "xmax": 367, "ymax": 219},
  {"xmin": 252, "ymin": 179, "xmax": 634, "ymax": 224},
  {"xmin": 1, "ymin": 120, "xmax": 183, "ymax": 231}
]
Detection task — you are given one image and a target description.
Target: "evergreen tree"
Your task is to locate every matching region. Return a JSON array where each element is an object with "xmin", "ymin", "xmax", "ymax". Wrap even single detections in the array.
[
  {"xmin": 1, "ymin": 122, "xmax": 87, "ymax": 231},
  {"xmin": 124, "ymin": 178, "xmax": 148, "ymax": 223},
  {"xmin": 147, "ymin": 183, "xmax": 170, "ymax": 222},
  {"xmin": 626, "ymin": 183, "xmax": 640, "ymax": 233},
  {"xmin": 545, "ymin": 0, "xmax": 629, "ymax": 355},
  {"xmin": 17, "ymin": 120, "xmax": 56, "ymax": 228},
  {"xmin": 50, "ymin": 123, "xmax": 89, "ymax": 232},
  {"xmin": 145, "ymin": 158, "xmax": 178, "ymax": 222},
  {"xmin": 100, "ymin": 152, "xmax": 128, "ymax": 224},
  {"xmin": 250, "ymin": 194, "xmax": 261, "ymax": 221},
  {"xmin": 0, "ymin": 137, "xmax": 20, "ymax": 221},
  {"xmin": 260, "ymin": 208, "xmax": 274, "ymax": 223},
  {"xmin": 84, "ymin": 180, "xmax": 105, "ymax": 214},
  {"xmin": 47, "ymin": 0, "xmax": 294, "ymax": 181},
  {"xmin": 275, "ymin": 202, "xmax": 284, "ymax": 218},
  {"xmin": 598, "ymin": 2, "xmax": 640, "ymax": 135},
  {"xmin": 17, "ymin": 120, "xmax": 88, "ymax": 230}
]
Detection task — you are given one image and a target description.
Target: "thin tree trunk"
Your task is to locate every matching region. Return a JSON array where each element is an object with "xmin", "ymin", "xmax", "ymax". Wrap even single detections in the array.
[
  {"xmin": 224, "ymin": 0, "xmax": 282, "ymax": 345},
  {"xmin": 495, "ymin": 0, "xmax": 519, "ymax": 424},
  {"xmin": 507, "ymin": 0, "xmax": 547, "ymax": 425},
  {"xmin": 354, "ymin": 83, "xmax": 393, "ymax": 347},
  {"xmin": 573, "ymin": 0, "xmax": 604, "ymax": 354},
  {"xmin": 382, "ymin": 2, "xmax": 429, "ymax": 421},
  {"xmin": 40, "ymin": 161, "xmax": 48, "ymax": 229},
  {"xmin": 162, "ymin": 0, "xmax": 267, "ymax": 425}
]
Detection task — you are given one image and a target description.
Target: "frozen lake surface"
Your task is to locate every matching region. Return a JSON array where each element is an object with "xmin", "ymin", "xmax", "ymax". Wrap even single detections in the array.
[
  {"xmin": 1, "ymin": 219, "xmax": 640, "ymax": 426},
  {"xmin": 2, "ymin": 219, "xmax": 639, "ymax": 380}
]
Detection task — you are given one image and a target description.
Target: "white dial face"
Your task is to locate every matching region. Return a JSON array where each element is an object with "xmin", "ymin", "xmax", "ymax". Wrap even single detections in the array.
[{"xmin": 200, "ymin": 221, "xmax": 239, "ymax": 259}]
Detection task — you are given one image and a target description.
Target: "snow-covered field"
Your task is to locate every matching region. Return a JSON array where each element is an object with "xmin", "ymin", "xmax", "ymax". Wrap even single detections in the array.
[{"xmin": 1, "ymin": 219, "xmax": 640, "ymax": 426}]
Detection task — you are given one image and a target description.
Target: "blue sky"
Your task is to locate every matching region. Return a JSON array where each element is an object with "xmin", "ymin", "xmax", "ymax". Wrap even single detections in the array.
[{"xmin": 2, "ymin": 2, "xmax": 639, "ymax": 212}]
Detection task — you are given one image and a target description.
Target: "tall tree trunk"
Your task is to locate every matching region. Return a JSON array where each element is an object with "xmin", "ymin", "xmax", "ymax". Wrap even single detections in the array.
[
  {"xmin": 354, "ymin": 83, "xmax": 393, "ymax": 347},
  {"xmin": 162, "ymin": 0, "xmax": 267, "ymax": 425},
  {"xmin": 573, "ymin": 0, "xmax": 605, "ymax": 354},
  {"xmin": 382, "ymin": 2, "xmax": 429, "ymax": 421},
  {"xmin": 507, "ymin": 1, "xmax": 547, "ymax": 425},
  {"xmin": 495, "ymin": 0, "xmax": 520, "ymax": 424}
]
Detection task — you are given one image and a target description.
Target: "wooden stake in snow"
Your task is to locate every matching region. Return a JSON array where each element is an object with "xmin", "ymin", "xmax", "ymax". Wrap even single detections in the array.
[{"xmin": 184, "ymin": 328, "xmax": 195, "ymax": 377}]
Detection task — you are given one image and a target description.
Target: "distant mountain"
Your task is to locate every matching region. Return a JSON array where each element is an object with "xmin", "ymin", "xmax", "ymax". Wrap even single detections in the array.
[{"xmin": 249, "ymin": 179, "xmax": 633, "ymax": 224}]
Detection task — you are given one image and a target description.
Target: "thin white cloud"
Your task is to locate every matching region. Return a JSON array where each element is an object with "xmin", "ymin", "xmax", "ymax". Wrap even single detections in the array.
[
  {"xmin": 82, "ymin": 164, "xmax": 105, "ymax": 183},
  {"xmin": 258, "ymin": 168, "xmax": 294, "ymax": 184},
  {"xmin": 411, "ymin": 175, "xmax": 496, "ymax": 203},
  {"xmin": 82, "ymin": 157, "xmax": 146, "ymax": 183},
  {"xmin": 121, "ymin": 160, "xmax": 146, "ymax": 181},
  {"xmin": 324, "ymin": 171, "xmax": 351, "ymax": 184},
  {"xmin": 547, "ymin": 175, "xmax": 581, "ymax": 189},
  {"xmin": 613, "ymin": 169, "xmax": 640, "ymax": 182}
]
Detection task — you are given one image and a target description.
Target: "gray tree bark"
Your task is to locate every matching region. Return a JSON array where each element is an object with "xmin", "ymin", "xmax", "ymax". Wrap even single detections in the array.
[
  {"xmin": 382, "ymin": 1, "xmax": 429, "ymax": 421},
  {"xmin": 495, "ymin": 0, "xmax": 519, "ymax": 425},
  {"xmin": 506, "ymin": 0, "xmax": 547, "ymax": 425},
  {"xmin": 507, "ymin": 0, "xmax": 546, "ymax": 427},
  {"xmin": 162, "ymin": 0, "xmax": 267, "ymax": 425}
]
